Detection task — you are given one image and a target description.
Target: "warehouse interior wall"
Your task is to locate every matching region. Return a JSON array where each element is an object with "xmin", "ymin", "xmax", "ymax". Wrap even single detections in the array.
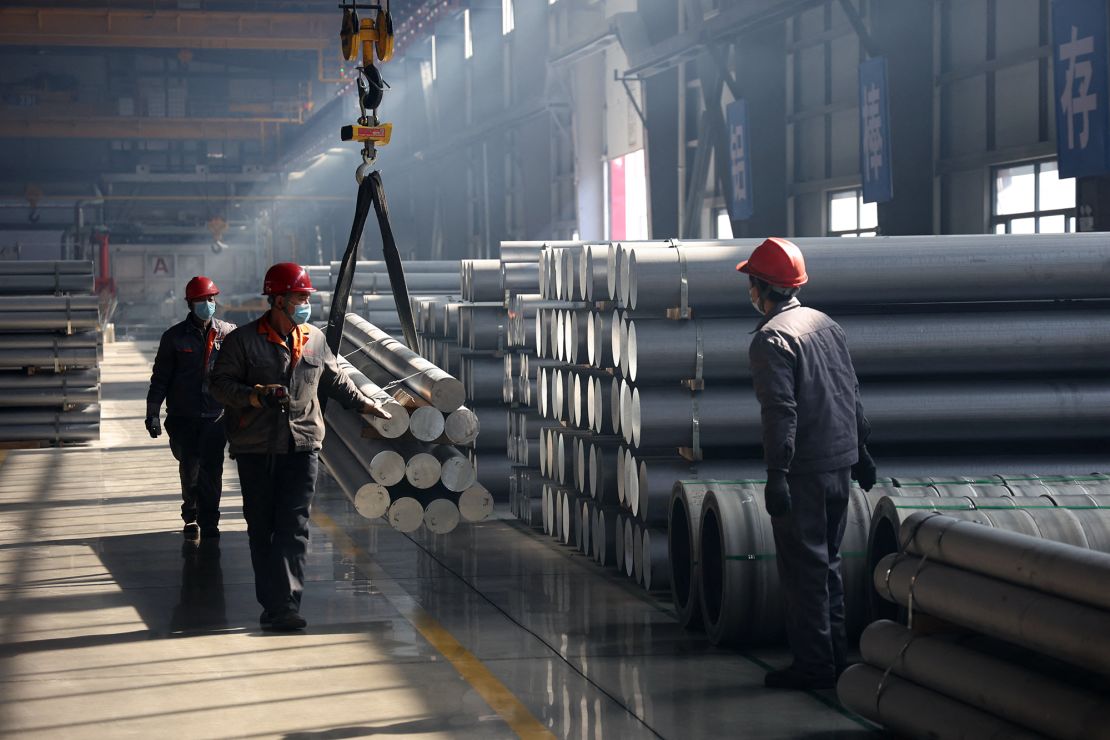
[
  {"xmin": 369, "ymin": 0, "xmax": 1068, "ymax": 253},
  {"xmin": 1, "ymin": 0, "xmax": 1083, "ymax": 272}
]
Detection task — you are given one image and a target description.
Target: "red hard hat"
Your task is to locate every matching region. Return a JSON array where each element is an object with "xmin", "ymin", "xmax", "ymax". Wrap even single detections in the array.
[
  {"xmin": 262, "ymin": 262, "xmax": 316, "ymax": 295},
  {"xmin": 184, "ymin": 276, "xmax": 220, "ymax": 301},
  {"xmin": 735, "ymin": 237, "xmax": 809, "ymax": 288}
]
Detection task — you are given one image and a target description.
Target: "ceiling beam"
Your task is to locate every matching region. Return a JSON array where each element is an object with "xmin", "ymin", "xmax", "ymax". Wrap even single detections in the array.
[
  {"xmin": 0, "ymin": 116, "xmax": 297, "ymax": 140},
  {"xmin": 0, "ymin": 7, "xmax": 334, "ymax": 51}
]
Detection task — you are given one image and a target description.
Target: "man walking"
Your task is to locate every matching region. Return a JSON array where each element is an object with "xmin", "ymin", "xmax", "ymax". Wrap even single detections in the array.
[
  {"xmin": 210, "ymin": 262, "xmax": 390, "ymax": 632},
  {"xmin": 738, "ymin": 238, "xmax": 877, "ymax": 690},
  {"xmin": 147, "ymin": 276, "xmax": 236, "ymax": 540}
]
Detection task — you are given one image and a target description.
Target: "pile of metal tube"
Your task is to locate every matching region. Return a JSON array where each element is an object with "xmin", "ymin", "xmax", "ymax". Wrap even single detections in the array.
[
  {"xmin": 840, "ymin": 509, "xmax": 1110, "ymax": 739},
  {"xmin": 0, "ymin": 260, "xmax": 101, "ymax": 444},
  {"xmin": 674, "ymin": 475, "xmax": 1110, "ymax": 648},
  {"xmin": 478, "ymin": 240, "xmax": 769, "ymax": 592},
  {"xmin": 318, "ymin": 311, "xmax": 493, "ymax": 535},
  {"xmin": 488, "ymin": 234, "xmax": 1110, "ymax": 602},
  {"xmin": 305, "ymin": 260, "xmax": 462, "ymax": 330}
]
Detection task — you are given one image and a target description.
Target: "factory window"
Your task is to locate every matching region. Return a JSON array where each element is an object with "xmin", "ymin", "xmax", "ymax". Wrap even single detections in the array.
[
  {"xmin": 502, "ymin": 0, "xmax": 515, "ymax": 35},
  {"xmin": 464, "ymin": 10, "xmax": 473, "ymax": 60},
  {"xmin": 827, "ymin": 188, "xmax": 877, "ymax": 237},
  {"xmin": 605, "ymin": 150, "xmax": 649, "ymax": 241},
  {"xmin": 992, "ymin": 160, "xmax": 1076, "ymax": 234},
  {"xmin": 716, "ymin": 208, "xmax": 734, "ymax": 239}
]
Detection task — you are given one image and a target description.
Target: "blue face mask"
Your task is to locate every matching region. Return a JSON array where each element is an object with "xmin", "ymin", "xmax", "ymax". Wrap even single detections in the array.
[
  {"xmin": 291, "ymin": 302, "xmax": 312, "ymax": 325},
  {"xmin": 193, "ymin": 299, "xmax": 216, "ymax": 321}
]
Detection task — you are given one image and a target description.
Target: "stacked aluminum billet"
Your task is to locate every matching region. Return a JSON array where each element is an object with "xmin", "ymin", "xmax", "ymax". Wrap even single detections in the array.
[
  {"xmin": 496, "ymin": 240, "xmax": 763, "ymax": 593},
  {"xmin": 318, "ymin": 311, "xmax": 494, "ymax": 535},
  {"xmin": 307, "ymin": 260, "xmax": 461, "ymax": 331},
  {"xmin": 0, "ymin": 260, "xmax": 101, "ymax": 444},
  {"xmin": 840, "ymin": 504, "xmax": 1110, "ymax": 739},
  {"xmin": 456, "ymin": 254, "xmax": 541, "ymax": 501}
]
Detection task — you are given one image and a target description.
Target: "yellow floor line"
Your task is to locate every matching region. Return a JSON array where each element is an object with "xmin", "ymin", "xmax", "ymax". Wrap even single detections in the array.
[{"xmin": 314, "ymin": 512, "xmax": 555, "ymax": 740}]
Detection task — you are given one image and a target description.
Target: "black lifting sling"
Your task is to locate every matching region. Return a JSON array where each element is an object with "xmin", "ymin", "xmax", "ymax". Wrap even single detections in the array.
[{"xmin": 321, "ymin": 170, "xmax": 418, "ymax": 412}]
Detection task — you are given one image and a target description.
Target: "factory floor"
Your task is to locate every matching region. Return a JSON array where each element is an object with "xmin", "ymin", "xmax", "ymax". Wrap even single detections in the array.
[{"xmin": 0, "ymin": 341, "xmax": 876, "ymax": 740}]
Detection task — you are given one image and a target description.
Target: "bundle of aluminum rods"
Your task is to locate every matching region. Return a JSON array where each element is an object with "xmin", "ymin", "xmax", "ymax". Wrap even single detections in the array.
[
  {"xmin": 318, "ymin": 311, "xmax": 493, "ymax": 535},
  {"xmin": 840, "ymin": 510, "xmax": 1110, "ymax": 739},
  {"xmin": 0, "ymin": 261, "xmax": 101, "ymax": 444}
]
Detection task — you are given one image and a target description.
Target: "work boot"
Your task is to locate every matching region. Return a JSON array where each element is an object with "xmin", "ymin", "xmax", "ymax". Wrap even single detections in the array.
[
  {"xmin": 182, "ymin": 522, "xmax": 200, "ymax": 540},
  {"xmin": 264, "ymin": 610, "xmax": 307, "ymax": 632},
  {"xmin": 764, "ymin": 666, "xmax": 836, "ymax": 691}
]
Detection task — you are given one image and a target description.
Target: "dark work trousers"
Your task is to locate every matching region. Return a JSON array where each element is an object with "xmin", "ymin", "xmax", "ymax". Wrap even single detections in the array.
[
  {"xmin": 770, "ymin": 467, "xmax": 851, "ymax": 677},
  {"xmin": 235, "ymin": 451, "xmax": 319, "ymax": 614},
  {"xmin": 165, "ymin": 416, "xmax": 226, "ymax": 528}
]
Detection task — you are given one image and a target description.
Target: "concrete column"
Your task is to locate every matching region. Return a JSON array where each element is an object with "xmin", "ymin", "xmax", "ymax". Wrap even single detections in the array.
[
  {"xmin": 871, "ymin": 0, "xmax": 934, "ymax": 235},
  {"xmin": 733, "ymin": 25, "xmax": 788, "ymax": 238}
]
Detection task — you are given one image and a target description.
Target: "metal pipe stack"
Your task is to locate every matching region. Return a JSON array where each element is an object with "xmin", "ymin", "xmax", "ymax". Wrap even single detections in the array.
[
  {"xmin": 305, "ymin": 261, "xmax": 462, "ymax": 331},
  {"xmin": 841, "ymin": 510, "xmax": 1110, "ymax": 739},
  {"xmin": 434, "ymin": 235, "xmax": 1110, "ymax": 632},
  {"xmin": 319, "ymin": 312, "xmax": 494, "ymax": 535},
  {"xmin": 458, "ymin": 240, "xmax": 770, "ymax": 593},
  {"xmin": 600, "ymin": 234, "xmax": 1110, "ymax": 607},
  {"xmin": 611, "ymin": 234, "xmax": 1110, "ymax": 458},
  {"xmin": 679, "ymin": 477, "xmax": 1110, "ymax": 648},
  {"xmin": 0, "ymin": 261, "xmax": 101, "ymax": 444}
]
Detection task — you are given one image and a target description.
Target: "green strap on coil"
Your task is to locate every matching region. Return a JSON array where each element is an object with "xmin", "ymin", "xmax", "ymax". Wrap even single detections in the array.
[{"xmin": 726, "ymin": 550, "xmax": 866, "ymax": 562}]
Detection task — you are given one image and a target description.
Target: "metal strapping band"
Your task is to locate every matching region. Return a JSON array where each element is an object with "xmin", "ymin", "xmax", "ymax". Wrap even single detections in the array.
[
  {"xmin": 694, "ymin": 319, "xmax": 704, "ymax": 384},
  {"xmin": 881, "ymin": 552, "xmax": 902, "ymax": 607},
  {"xmin": 875, "ymin": 636, "xmax": 913, "ymax": 711},
  {"xmin": 677, "ymin": 248, "xmax": 690, "ymax": 318},
  {"xmin": 902, "ymin": 511, "xmax": 942, "ymax": 553},
  {"xmin": 906, "ymin": 553, "xmax": 931, "ymax": 629},
  {"xmin": 690, "ymin": 391, "xmax": 701, "ymax": 458}
]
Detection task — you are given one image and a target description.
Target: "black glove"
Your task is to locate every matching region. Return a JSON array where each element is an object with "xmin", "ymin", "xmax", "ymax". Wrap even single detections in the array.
[
  {"xmin": 852, "ymin": 445, "xmax": 877, "ymax": 491},
  {"xmin": 764, "ymin": 470, "xmax": 791, "ymax": 518},
  {"xmin": 145, "ymin": 415, "xmax": 161, "ymax": 438},
  {"xmin": 258, "ymin": 384, "xmax": 290, "ymax": 410}
]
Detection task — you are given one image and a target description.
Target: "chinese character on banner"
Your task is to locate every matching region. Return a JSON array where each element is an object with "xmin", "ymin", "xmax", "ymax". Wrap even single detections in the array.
[
  {"xmin": 1053, "ymin": 0, "xmax": 1110, "ymax": 178},
  {"xmin": 726, "ymin": 99, "xmax": 753, "ymax": 221},
  {"xmin": 858, "ymin": 57, "xmax": 893, "ymax": 203}
]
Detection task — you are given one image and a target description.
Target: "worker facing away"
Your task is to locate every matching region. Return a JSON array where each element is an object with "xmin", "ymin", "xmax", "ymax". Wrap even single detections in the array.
[
  {"xmin": 738, "ymin": 238, "xmax": 877, "ymax": 691},
  {"xmin": 146, "ymin": 276, "xmax": 236, "ymax": 541},
  {"xmin": 209, "ymin": 262, "xmax": 391, "ymax": 632}
]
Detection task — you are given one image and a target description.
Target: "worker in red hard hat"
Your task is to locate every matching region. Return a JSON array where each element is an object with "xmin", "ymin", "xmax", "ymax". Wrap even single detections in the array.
[
  {"xmin": 738, "ymin": 237, "xmax": 876, "ymax": 691},
  {"xmin": 147, "ymin": 276, "xmax": 237, "ymax": 541},
  {"xmin": 210, "ymin": 262, "xmax": 390, "ymax": 632}
]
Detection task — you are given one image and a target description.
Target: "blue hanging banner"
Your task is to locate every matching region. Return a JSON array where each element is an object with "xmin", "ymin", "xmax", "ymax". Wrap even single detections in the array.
[
  {"xmin": 726, "ymin": 98, "xmax": 753, "ymax": 221},
  {"xmin": 859, "ymin": 56, "xmax": 893, "ymax": 204},
  {"xmin": 1052, "ymin": 0, "xmax": 1110, "ymax": 178}
]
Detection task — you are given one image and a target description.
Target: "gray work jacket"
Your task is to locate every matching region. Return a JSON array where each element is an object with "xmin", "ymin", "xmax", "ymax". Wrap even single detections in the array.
[
  {"xmin": 147, "ymin": 315, "xmax": 236, "ymax": 419},
  {"xmin": 748, "ymin": 298, "xmax": 870, "ymax": 474},
  {"xmin": 209, "ymin": 314, "xmax": 365, "ymax": 455}
]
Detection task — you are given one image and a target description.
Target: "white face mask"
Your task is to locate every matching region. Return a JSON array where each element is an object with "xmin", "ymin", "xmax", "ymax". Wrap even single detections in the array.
[{"xmin": 750, "ymin": 287, "xmax": 765, "ymax": 315}]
